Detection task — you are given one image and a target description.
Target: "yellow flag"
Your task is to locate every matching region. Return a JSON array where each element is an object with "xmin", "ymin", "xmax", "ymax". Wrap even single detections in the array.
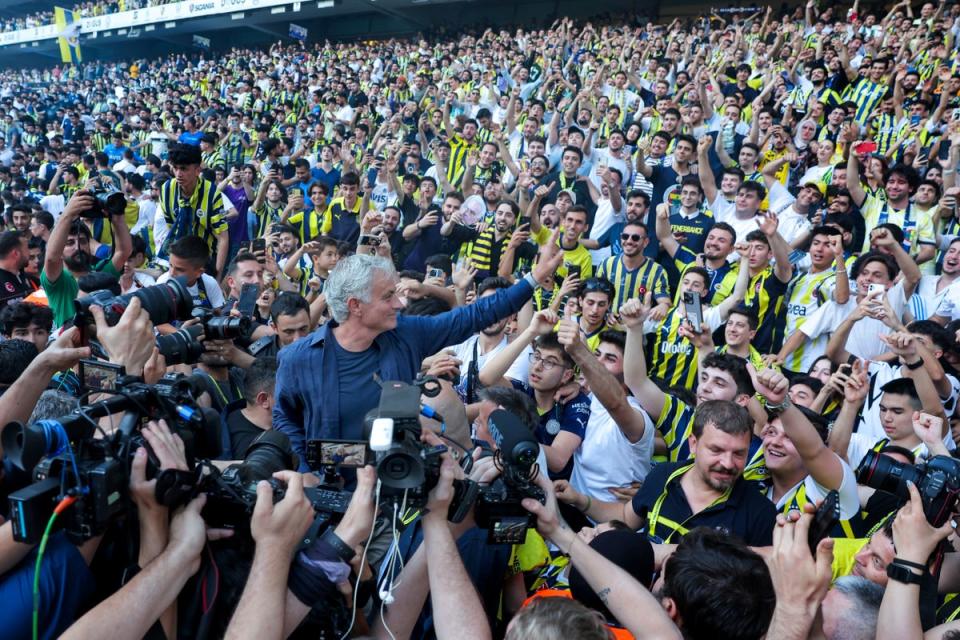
[{"xmin": 54, "ymin": 7, "xmax": 82, "ymax": 65}]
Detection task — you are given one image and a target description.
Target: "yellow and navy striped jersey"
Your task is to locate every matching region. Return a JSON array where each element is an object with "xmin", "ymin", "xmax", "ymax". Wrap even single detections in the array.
[
  {"xmin": 780, "ymin": 269, "xmax": 837, "ymax": 372},
  {"xmin": 648, "ymin": 306, "xmax": 700, "ymax": 390},
  {"xmin": 287, "ymin": 206, "xmax": 328, "ymax": 244},
  {"xmin": 869, "ymin": 112, "xmax": 898, "ymax": 155},
  {"xmin": 158, "ymin": 178, "xmax": 228, "ymax": 255},
  {"xmin": 202, "ymin": 149, "xmax": 225, "ymax": 172},
  {"xmin": 596, "ymin": 255, "xmax": 670, "ymax": 313},
  {"xmin": 653, "ymin": 394, "xmax": 696, "ymax": 462},
  {"xmin": 859, "ymin": 195, "xmax": 935, "ymax": 255},
  {"xmin": 842, "ymin": 77, "xmax": 888, "ymax": 126},
  {"xmin": 674, "ymin": 247, "xmax": 737, "ymax": 305},
  {"xmin": 714, "ymin": 266, "xmax": 789, "ymax": 354},
  {"xmin": 254, "ymin": 202, "xmax": 283, "ymax": 239},
  {"xmin": 448, "ymin": 133, "xmax": 478, "ymax": 185}
]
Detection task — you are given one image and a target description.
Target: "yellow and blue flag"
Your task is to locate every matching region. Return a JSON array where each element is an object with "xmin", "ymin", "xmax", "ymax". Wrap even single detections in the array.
[{"xmin": 54, "ymin": 7, "xmax": 82, "ymax": 65}]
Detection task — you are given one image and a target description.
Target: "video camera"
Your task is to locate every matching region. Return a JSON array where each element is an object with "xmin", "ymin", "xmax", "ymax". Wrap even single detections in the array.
[
  {"xmin": 73, "ymin": 276, "xmax": 194, "ymax": 345},
  {"xmin": 310, "ymin": 378, "xmax": 545, "ymax": 543},
  {"xmin": 857, "ymin": 451, "xmax": 960, "ymax": 527},
  {"xmin": 3, "ymin": 373, "xmax": 221, "ymax": 544}
]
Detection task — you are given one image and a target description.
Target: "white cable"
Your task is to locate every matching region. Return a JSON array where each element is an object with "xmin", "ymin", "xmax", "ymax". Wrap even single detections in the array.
[{"xmin": 338, "ymin": 478, "xmax": 382, "ymax": 640}]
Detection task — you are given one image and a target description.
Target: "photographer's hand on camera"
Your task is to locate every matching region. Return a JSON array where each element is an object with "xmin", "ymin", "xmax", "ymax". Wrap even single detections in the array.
[
  {"xmin": 252, "ymin": 470, "xmax": 315, "ymax": 555},
  {"xmin": 89, "ymin": 296, "xmax": 155, "ymax": 376}
]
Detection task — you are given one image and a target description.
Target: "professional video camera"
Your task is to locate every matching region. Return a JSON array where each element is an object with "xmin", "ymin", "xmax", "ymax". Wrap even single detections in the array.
[
  {"xmin": 473, "ymin": 409, "xmax": 545, "ymax": 544},
  {"xmin": 200, "ymin": 430, "xmax": 352, "ymax": 542},
  {"xmin": 361, "ymin": 376, "xmax": 452, "ymax": 508},
  {"xmin": 857, "ymin": 451, "xmax": 960, "ymax": 527},
  {"xmin": 3, "ymin": 373, "xmax": 221, "ymax": 544}
]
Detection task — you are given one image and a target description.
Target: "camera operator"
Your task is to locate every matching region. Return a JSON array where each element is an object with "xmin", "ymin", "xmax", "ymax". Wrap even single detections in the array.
[
  {"xmin": 41, "ymin": 189, "xmax": 132, "ymax": 328},
  {"xmin": 274, "ymin": 232, "xmax": 563, "ymax": 469},
  {"xmin": 195, "ymin": 333, "xmax": 254, "ymax": 414},
  {"xmin": 249, "ymin": 293, "xmax": 311, "ymax": 360}
]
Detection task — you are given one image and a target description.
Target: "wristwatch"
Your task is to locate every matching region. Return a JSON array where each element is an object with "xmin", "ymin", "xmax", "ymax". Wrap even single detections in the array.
[
  {"xmin": 904, "ymin": 358, "xmax": 924, "ymax": 371},
  {"xmin": 886, "ymin": 561, "xmax": 925, "ymax": 586}
]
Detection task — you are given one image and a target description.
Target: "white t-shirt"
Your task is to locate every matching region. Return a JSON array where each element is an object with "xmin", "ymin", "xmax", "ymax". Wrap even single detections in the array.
[
  {"xmin": 449, "ymin": 334, "xmax": 529, "ymax": 390},
  {"xmin": 847, "ymin": 432, "xmax": 930, "ymax": 469},
  {"xmin": 570, "ymin": 395, "xmax": 655, "ymax": 501},
  {"xmin": 766, "ymin": 459, "xmax": 860, "ymax": 519},
  {"xmin": 800, "ymin": 282, "xmax": 908, "ymax": 361},
  {"xmin": 39, "ymin": 194, "xmax": 66, "ymax": 220},
  {"xmin": 156, "ymin": 271, "xmax": 225, "ymax": 310},
  {"xmin": 931, "ymin": 279, "xmax": 960, "ymax": 321},
  {"xmin": 588, "ymin": 197, "xmax": 625, "ymax": 265},
  {"xmin": 712, "ymin": 194, "xmax": 760, "ymax": 244},
  {"xmin": 121, "ymin": 271, "xmax": 157, "ymax": 295}
]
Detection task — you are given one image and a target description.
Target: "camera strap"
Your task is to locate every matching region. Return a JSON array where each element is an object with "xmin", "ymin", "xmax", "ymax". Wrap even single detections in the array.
[{"xmin": 465, "ymin": 338, "xmax": 480, "ymax": 404}]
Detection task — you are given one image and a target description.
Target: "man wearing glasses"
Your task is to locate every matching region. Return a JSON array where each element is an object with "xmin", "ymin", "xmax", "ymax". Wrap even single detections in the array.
[
  {"xmin": 596, "ymin": 220, "xmax": 671, "ymax": 318},
  {"xmin": 478, "ymin": 309, "xmax": 591, "ymax": 482}
]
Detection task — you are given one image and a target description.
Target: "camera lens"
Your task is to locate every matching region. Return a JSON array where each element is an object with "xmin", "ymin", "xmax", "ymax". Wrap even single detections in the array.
[
  {"xmin": 74, "ymin": 276, "xmax": 194, "ymax": 327},
  {"xmin": 204, "ymin": 315, "xmax": 252, "ymax": 341},
  {"xmin": 236, "ymin": 431, "xmax": 296, "ymax": 484},
  {"xmin": 856, "ymin": 450, "xmax": 922, "ymax": 499},
  {"xmin": 156, "ymin": 324, "xmax": 205, "ymax": 366}
]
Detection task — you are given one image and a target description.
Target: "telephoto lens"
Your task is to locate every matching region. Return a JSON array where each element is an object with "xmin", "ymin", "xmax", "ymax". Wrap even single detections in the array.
[
  {"xmin": 203, "ymin": 315, "xmax": 252, "ymax": 341},
  {"xmin": 74, "ymin": 276, "xmax": 194, "ymax": 327},
  {"xmin": 156, "ymin": 324, "xmax": 205, "ymax": 366},
  {"xmin": 81, "ymin": 186, "xmax": 127, "ymax": 218}
]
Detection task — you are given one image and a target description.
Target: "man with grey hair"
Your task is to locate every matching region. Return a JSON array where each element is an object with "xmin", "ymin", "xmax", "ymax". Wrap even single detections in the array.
[
  {"xmin": 274, "ymin": 236, "xmax": 562, "ymax": 469},
  {"xmin": 819, "ymin": 575, "xmax": 884, "ymax": 640}
]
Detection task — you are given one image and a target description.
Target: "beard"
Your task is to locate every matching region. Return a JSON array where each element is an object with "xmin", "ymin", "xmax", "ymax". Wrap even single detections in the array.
[{"xmin": 64, "ymin": 250, "xmax": 93, "ymax": 273}]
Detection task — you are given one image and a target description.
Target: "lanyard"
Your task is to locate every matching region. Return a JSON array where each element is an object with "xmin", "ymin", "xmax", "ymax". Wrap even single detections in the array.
[
  {"xmin": 199, "ymin": 371, "xmax": 238, "ymax": 407},
  {"xmin": 648, "ymin": 463, "xmax": 732, "ymax": 543}
]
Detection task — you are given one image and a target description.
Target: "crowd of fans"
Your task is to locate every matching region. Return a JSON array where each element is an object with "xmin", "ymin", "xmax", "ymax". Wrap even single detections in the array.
[
  {"xmin": 0, "ymin": 0, "xmax": 180, "ymax": 34},
  {"xmin": 4, "ymin": 0, "xmax": 960, "ymax": 638}
]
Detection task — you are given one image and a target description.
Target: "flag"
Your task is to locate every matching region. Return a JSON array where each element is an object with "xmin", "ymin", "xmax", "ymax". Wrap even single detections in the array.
[{"xmin": 54, "ymin": 7, "xmax": 82, "ymax": 65}]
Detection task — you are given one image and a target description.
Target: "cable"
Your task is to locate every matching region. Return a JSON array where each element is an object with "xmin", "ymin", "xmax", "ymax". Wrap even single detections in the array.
[
  {"xmin": 32, "ymin": 496, "xmax": 77, "ymax": 640},
  {"xmin": 338, "ymin": 478, "xmax": 382, "ymax": 640}
]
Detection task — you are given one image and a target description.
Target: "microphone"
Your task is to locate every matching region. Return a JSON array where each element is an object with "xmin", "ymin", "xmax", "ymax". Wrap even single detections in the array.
[{"xmin": 487, "ymin": 409, "xmax": 540, "ymax": 468}]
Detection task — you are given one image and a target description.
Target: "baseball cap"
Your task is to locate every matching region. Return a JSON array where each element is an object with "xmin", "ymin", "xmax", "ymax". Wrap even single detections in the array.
[{"xmin": 557, "ymin": 188, "xmax": 577, "ymax": 204}]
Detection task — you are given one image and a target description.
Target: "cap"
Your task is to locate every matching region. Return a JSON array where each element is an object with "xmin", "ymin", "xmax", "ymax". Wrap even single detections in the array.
[
  {"xmin": 557, "ymin": 188, "xmax": 577, "ymax": 204},
  {"xmin": 802, "ymin": 181, "xmax": 826, "ymax": 198}
]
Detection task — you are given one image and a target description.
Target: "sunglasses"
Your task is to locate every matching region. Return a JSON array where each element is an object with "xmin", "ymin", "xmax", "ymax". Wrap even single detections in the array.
[{"xmin": 620, "ymin": 233, "xmax": 645, "ymax": 242}]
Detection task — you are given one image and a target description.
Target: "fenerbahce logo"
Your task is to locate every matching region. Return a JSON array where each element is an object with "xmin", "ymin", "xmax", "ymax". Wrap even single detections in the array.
[{"xmin": 196, "ymin": 208, "xmax": 206, "ymax": 220}]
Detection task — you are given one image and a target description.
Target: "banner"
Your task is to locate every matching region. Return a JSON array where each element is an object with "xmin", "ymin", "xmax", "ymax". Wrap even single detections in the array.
[
  {"xmin": 289, "ymin": 23, "xmax": 307, "ymax": 41},
  {"xmin": 54, "ymin": 7, "xmax": 82, "ymax": 64},
  {"xmin": 1, "ymin": 0, "xmax": 335, "ymax": 47},
  {"xmin": 192, "ymin": 34, "xmax": 211, "ymax": 49}
]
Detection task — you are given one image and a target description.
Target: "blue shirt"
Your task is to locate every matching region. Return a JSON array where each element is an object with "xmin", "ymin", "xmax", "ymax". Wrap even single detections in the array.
[
  {"xmin": 510, "ymin": 379, "xmax": 590, "ymax": 480},
  {"xmin": 178, "ymin": 130, "xmax": 203, "ymax": 146},
  {"xmin": 274, "ymin": 277, "xmax": 536, "ymax": 468}
]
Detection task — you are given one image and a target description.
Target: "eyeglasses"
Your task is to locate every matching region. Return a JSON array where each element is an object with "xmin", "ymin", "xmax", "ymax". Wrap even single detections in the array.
[
  {"xmin": 529, "ymin": 352, "xmax": 564, "ymax": 370},
  {"xmin": 582, "ymin": 278, "xmax": 615, "ymax": 296},
  {"xmin": 620, "ymin": 233, "xmax": 645, "ymax": 242}
]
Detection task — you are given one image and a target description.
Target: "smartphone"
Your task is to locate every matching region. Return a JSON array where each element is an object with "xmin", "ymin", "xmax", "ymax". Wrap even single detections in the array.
[
  {"xmin": 78, "ymin": 359, "xmax": 126, "ymax": 392},
  {"xmin": 808, "ymin": 490, "xmax": 841, "ymax": 554},
  {"xmin": 682, "ymin": 291, "xmax": 703, "ymax": 334},
  {"xmin": 854, "ymin": 140, "xmax": 878, "ymax": 155},
  {"xmin": 911, "ymin": 114, "xmax": 922, "ymax": 126},
  {"xmin": 428, "ymin": 267, "xmax": 445, "ymax": 280},
  {"xmin": 305, "ymin": 439, "xmax": 372, "ymax": 469},
  {"xmin": 238, "ymin": 283, "xmax": 258, "ymax": 316},
  {"xmin": 565, "ymin": 263, "xmax": 582, "ymax": 280},
  {"xmin": 868, "ymin": 283, "xmax": 885, "ymax": 297},
  {"xmin": 518, "ymin": 216, "xmax": 532, "ymax": 228},
  {"xmin": 358, "ymin": 234, "xmax": 381, "ymax": 247},
  {"xmin": 252, "ymin": 238, "xmax": 266, "ymax": 253},
  {"xmin": 953, "ymin": 108, "xmax": 960, "ymax": 121}
]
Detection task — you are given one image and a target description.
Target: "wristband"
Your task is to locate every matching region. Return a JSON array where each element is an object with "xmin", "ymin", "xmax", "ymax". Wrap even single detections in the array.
[
  {"xmin": 320, "ymin": 529, "xmax": 357, "ymax": 562},
  {"xmin": 892, "ymin": 557, "xmax": 928, "ymax": 571},
  {"xmin": 905, "ymin": 358, "xmax": 924, "ymax": 370},
  {"xmin": 887, "ymin": 562, "xmax": 925, "ymax": 585}
]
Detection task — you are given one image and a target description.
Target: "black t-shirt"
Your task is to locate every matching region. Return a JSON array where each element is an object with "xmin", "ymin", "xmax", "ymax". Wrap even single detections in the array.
[
  {"xmin": 225, "ymin": 407, "xmax": 267, "ymax": 459},
  {"xmin": 631, "ymin": 462, "xmax": 777, "ymax": 546},
  {"xmin": 0, "ymin": 268, "xmax": 34, "ymax": 308}
]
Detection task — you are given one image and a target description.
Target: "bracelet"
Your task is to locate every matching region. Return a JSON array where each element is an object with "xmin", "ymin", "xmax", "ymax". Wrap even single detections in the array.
[
  {"xmin": 579, "ymin": 495, "xmax": 592, "ymax": 513},
  {"xmin": 905, "ymin": 358, "xmax": 924, "ymax": 370},
  {"xmin": 765, "ymin": 396, "xmax": 793, "ymax": 411}
]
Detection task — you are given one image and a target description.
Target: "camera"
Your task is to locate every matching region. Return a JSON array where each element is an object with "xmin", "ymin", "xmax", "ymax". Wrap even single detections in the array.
[
  {"xmin": 201, "ymin": 431, "xmax": 351, "ymax": 542},
  {"xmin": 473, "ymin": 409, "xmax": 545, "ymax": 544},
  {"xmin": 74, "ymin": 276, "xmax": 194, "ymax": 330},
  {"xmin": 857, "ymin": 451, "xmax": 960, "ymax": 527},
  {"xmin": 192, "ymin": 308, "xmax": 253, "ymax": 341},
  {"xmin": 362, "ymin": 377, "xmax": 446, "ymax": 506},
  {"xmin": 80, "ymin": 183, "xmax": 127, "ymax": 219},
  {"xmin": 156, "ymin": 324, "xmax": 205, "ymax": 366},
  {"xmin": 4, "ymin": 373, "xmax": 221, "ymax": 544}
]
